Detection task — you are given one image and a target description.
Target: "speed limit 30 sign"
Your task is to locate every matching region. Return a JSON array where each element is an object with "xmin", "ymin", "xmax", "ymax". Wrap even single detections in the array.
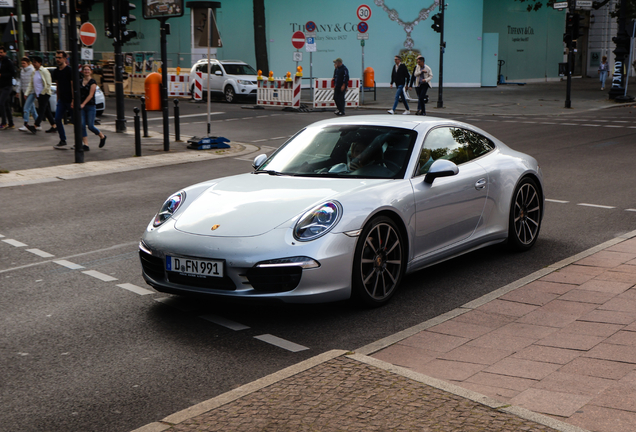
[{"xmin": 357, "ymin": 4, "xmax": 372, "ymax": 21}]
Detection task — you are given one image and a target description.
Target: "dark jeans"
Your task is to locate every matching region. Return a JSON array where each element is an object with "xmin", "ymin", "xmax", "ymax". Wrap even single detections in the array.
[
  {"xmin": 55, "ymin": 100, "xmax": 72, "ymax": 141},
  {"xmin": 0, "ymin": 85, "xmax": 13, "ymax": 126},
  {"xmin": 418, "ymin": 84, "xmax": 429, "ymax": 115},
  {"xmin": 392, "ymin": 85, "xmax": 409, "ymax": 111},
  {"xmin": 334, "ymin": 86, "xmax": 346, "ymax": 113},
  {"xmin": 34, "ymin": 94, "xmax": 55, "ymax": 127}
]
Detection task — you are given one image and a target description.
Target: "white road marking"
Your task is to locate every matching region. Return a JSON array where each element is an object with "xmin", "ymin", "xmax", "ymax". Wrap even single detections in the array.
[
  {"xmin": 581, "ymin": 124, "xmax": 601, "ymax": 127},
  {"xmin": 603, "ymin": 125, "xmax": 623, "ymax": 128},
  {"xmin": 117, "ymin": 283, "xmax": 154, "ymax": 295},
  {"xmin": 53, "ymin": 260, "xmax": 85, "ymax": 270},
  {"xmin": 26, "ymin": 249, "xmax": 55, "ymax": 258},
  {"xmin": 577, "ymin": 203, "xmax": 616, "ymax": 209},
  {"xmin": 2, "ymin": 239, "xmax": 27, "ymax": 247},
  {"xmin": 0, "ymin": 234, "xmax": 4, "ymax": 238},
  {"xmin": 626, "ymin": 209, "xmax": 636, "ymax": 212},
  {"xmin": 270, "ymin": 136, "xmax": 287, "ymax": 140},
  {"xmin": 546, "ymin": 199, "xmax": 569, "ymax": 203},
  {"xmin": 145, "ymin": 112, "xmax": 224, "ymax": 121},
  {"xmin": 254, "ymin": 334, "xmax": 309, "ymax": 352},
  {"xmin": 200, "ymin": 314, "xmax": 250, "ymax": 330},
  {"xmin": 82, "ymin": 270, "xmax": 118, "ymax": 282}
]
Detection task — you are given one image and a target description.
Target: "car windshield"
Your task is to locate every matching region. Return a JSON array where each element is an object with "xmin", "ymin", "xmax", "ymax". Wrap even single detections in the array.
[
  {"xmin": 222, "ymin": 64, "xmax": 257, "ymax": 75},
  {"xmin": 256, "ymin": 125, "xmax": 417, "ymax": 179}
]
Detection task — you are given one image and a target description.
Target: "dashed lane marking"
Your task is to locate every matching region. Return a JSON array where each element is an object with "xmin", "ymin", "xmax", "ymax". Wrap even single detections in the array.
[
  {"xmin": 627, "ymin": 209, "xmax": 636, "ymax": 212},
  {"xmin": 26, "ymin": 249, "xmax": 55, "ymax": 258},
  {"xmin": 546, "ymin": 199, "xmax": 569, "ymax": 203},
  {"xmin": 2, "ymin": 239, "xmax": 27, "ymax": 247},
  {"xmin": 200, "ymin": 314, "xmax": 250, "ymax": 330},
  {"xmin": 578, "ymin": 203, "xmax": 616, "ymax": 209},
  {"xmin": 81, "ymin": 270, "xmax": 118, "ymax": 281},
  {"xmin": 53, "ymin": 260, "xmax": 85, "ymax": 270},
  {"xmin": 254, "ymin": 334, "xmax": 309, "ymax": 352},
  {"xmin": 117, "ymin": 283, "xmax": 154, "ymax": 295}
]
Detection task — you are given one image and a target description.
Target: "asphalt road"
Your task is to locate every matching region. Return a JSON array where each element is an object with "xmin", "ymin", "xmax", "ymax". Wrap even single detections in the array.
[{"xmin": 2, "ymin": 100, "xmax": 635, "ymax": 432}]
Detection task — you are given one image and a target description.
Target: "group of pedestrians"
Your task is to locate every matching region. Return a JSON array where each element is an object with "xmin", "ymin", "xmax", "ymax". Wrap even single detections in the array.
[
  {"xmin": 389, "ymin": 54, "xmax": 432, "ymax": 116},
  {"xmin": 0, "ymin": 46, "xmax": 106, "ymax": 151},
  {"xmin": 331, "ymin": 55, "xmax": 432, "ymax": 116}
]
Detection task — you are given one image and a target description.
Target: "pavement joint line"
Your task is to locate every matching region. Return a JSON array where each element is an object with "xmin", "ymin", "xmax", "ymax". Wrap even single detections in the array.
[
  {"xmin": 355, "ymin": 227, "xmax": 636, "ymax": 357},
  {"xmin": 136, "ymin": 349, "xmax": 349, "ymax": 430},
  {"xmin": 346, "ymin": 353, "xmax": 592, "ymax": 432}
]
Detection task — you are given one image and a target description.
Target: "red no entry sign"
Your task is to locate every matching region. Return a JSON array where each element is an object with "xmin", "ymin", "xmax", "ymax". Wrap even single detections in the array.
[
  {"xmin": 79, "ymin": 22, "xmax": 97, "ymax": 46},
  {"xmin": 291, "ymin": 31, "xmax": 305, "ymax": 49}
]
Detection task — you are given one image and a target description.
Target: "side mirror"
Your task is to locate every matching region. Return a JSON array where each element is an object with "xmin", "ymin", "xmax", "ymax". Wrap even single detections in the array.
[
  {"xmin": 214, "ymin": 70, "xmax": 223, "ymax": 76},
  {"xmin": 424, "ymin": 159, "xmax": 459, "ymax": 184},
  {"xmin": 252, "ymin": 154, "xmax": 268, "ymax": 169}
]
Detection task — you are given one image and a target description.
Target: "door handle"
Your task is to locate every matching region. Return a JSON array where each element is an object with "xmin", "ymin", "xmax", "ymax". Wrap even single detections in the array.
[{"xmin": 475, "ymin": 178, "xmax": 487, "ymax": 190}]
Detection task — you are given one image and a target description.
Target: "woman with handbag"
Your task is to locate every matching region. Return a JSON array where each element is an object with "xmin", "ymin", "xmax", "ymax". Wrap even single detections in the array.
[{"xmin": 76, "ymin": 65, "xmax": 106, "ymax": 151}]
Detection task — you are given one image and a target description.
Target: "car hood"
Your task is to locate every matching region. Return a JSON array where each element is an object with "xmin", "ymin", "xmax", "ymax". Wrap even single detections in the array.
[{"xmin": 174, "ymin": 174, "xmax": 382, "ymax": 237}]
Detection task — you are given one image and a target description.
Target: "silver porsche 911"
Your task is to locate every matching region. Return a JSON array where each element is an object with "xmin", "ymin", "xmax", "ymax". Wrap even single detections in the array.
[{"xmin": 139, "ymin": 115, "xmax": 543, "ymax": 306}]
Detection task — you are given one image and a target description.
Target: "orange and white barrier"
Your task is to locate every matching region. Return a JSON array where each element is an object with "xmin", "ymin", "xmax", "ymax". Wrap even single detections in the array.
[
  {"xmin": 257, "ymin": 74, "xmax": 302, "ymax": 108},
  {"xmin": 313, "ymin": 78, "xmax": 360, "ymax": 109},
  {"xmin": 168, "ymin": 74, "xmax": 190, "ymax": 97}
]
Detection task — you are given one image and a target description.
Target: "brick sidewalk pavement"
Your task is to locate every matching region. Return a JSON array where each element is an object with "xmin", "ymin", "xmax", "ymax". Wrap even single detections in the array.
[{"xmin": 135, "ymin": 351, "xmax": 573, "ymax": 432}]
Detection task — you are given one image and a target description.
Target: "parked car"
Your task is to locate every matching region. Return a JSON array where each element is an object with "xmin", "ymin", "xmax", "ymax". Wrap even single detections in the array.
[
  {"xmin": 139, "ymin": 116, "xmax": 544, "ymax": 307},
  {"xmin": 189, "ymin": 59, "xmax": 258, "ymax": 103},
  {"xmin": 46, "ymin": 67, "xmax": 106, "ymax": 117}
]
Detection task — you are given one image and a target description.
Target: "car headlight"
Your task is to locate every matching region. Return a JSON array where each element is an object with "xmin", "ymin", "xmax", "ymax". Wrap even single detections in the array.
[
  {"xmin": 293, "ymin": 201, "xmax": 342, "ymax": 242},
  {"xmin": 153, "ymin": 191, "xmax": 186, "ymax": 227},
  {"xmin": 237, "ymin": 80, "xmax": 253, "ymax": 85}
]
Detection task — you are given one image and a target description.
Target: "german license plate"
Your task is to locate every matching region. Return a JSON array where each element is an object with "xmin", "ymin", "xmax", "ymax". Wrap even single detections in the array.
[{"xmin": 166, "ymin": 255, "xmax": 224, "ymax": 278}]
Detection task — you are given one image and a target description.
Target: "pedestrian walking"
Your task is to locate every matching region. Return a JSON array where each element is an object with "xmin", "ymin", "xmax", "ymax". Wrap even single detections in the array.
[
  {"xmin": 16, "ymin": 57, "xmax": 38, "ymax": 131},
  {"xmin": 77, "ymin": 65, "xmax": 106, "ymax": 151},
  {"xmin": 0, "ymin": 45, "xmax": 16, "ymax": 130},
  {"xmin": 332, "ymin": 58, "xmax": 349, "ymax": 116},
  {"xmin": 51, "ymin": 50, "xmax": 73, "ymax": 149},
  {"xmin": 410, "ymin": 56, "xmax": 433, "ymax": 116},
  {"xmin": 598, "ymin": 55, "xmax": 608, "ymax": 90},
  {"xmin": 388, "ymin": 55, "xmax": 411, "ymax": 115},
  {"xmin": 25, "ymin": 56, "xmax": 57, "ymax": 135}
]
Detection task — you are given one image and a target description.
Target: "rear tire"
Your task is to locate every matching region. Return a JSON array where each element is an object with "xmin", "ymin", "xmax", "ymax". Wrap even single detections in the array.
[
  {"xmin": 508, "ymin": 177, "xmax": 542, "ymax": 251},
  {"xmin": 352, "ymin": 216, "xmax": 405, "ymax": 307}
]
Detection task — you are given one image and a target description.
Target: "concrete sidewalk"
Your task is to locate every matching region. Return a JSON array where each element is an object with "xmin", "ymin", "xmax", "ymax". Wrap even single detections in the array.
[{"xmin": 132, "ymin": 232, "xmax": 636, "ymax": 432}]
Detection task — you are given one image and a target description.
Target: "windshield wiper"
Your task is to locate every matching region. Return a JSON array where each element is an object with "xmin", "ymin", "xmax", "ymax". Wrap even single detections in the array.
[{"xmin": 254, "ymin": 170, "xmax": 284, "ymax": 176}]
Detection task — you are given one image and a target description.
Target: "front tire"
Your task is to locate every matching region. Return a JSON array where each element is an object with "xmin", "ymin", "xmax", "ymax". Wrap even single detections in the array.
[
  {"xmin": 508, "ymin": 177, "xmax": 542, "ymax": 251},
  {"xmin": 224, "ymin": 86, "xmax": 236, "ymax": 103},
  {"xmin": 352, "ymin": 216, "xmax": 406, "ymax": 307}
]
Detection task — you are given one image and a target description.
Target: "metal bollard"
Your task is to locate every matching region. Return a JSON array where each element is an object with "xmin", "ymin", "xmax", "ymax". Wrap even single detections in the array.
[
  {"xmin": 140, "ymin": 96, "xmax": 149, "ymax": 138},
  {"xmin": 173, "ymin": 99, "xmax": 182, "ymax": 142},
  {"xmin": 134, "ymin": 107, "xmax": 142, "ymax": 157}
]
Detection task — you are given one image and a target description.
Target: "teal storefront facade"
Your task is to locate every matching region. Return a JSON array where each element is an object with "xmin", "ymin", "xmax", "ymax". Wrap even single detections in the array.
[{"xmin": 87, "ymin": 0, "xmax": 566, "ymax": 86}]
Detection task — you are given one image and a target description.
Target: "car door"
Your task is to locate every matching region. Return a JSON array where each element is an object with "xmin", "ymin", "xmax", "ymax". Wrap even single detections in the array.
[
  {"xmin": 410, "ymin": 126, "xmax": 493, "ymax": 258},
  {"xmin": 210, "ymin": 63, "xmax": 224, "ymax": 91}
]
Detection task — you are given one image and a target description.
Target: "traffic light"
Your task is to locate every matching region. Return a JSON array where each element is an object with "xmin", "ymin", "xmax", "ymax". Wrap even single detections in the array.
[
  {"xmin": 120, "ymin": 0, "xmax": 137, "ymax": 43},
  {"xmin": 566, "ymin": 13, "xmax": 583, "ymax": 40},
  {"xmin": 104, "ymin": 0, "xmax": 115, "ymax": 38},
  {"xmin": 431, "ymin": 13, "xmax": 442, "ymax": 33},
  {"xmin": 76, "ymin": 0, "xmax": 94, "ymax": 13}
]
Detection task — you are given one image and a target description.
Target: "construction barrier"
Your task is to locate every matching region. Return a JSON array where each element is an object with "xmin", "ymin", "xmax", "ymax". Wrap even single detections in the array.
[
  {"xmin": 257, "ymin": 75, "xmax": 302, "ymax": 108},
  {"xmin": 313, "ymin": 78, "xmax": 360, "ymax": 109},
  {"xmin": 192, "ymin": 72, "xmax": 203, "ymax": 100},
  {"xmin": 168, "ymin": 74, "xmax": 190, "ymax": 97}
]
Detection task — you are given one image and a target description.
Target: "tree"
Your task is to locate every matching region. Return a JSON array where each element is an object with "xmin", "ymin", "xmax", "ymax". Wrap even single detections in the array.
[{"xmin": 253, "ymin": 0, "xmax": 268, "ymax": 73}]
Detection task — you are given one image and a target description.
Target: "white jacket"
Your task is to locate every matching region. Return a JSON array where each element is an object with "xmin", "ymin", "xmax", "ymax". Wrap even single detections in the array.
[{"xmin": 17, "ymin": 64, "xmax": 35, "ymax": 94}]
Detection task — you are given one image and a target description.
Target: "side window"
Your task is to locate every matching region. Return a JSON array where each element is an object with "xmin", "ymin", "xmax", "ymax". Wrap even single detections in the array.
[
  {"xmin": 415, "ymin": 127, "xmax": 494, "ymax": 176},
  {"xmin": 196, "ymin": 64, "xmax": 208, "ymax": 73},
  {"xmin": 211, "ymin": 64, "xmax": 222, "ymax": 75}
]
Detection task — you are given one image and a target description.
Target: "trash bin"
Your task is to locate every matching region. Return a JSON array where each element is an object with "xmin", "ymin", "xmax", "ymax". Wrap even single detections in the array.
[
  {"xmin": 364, "ymin": 67, "xmax": 374, "ymax": 88},
  {"xmin": 144, "ymin": 72, "xmax": 162, "ymax": 111}
]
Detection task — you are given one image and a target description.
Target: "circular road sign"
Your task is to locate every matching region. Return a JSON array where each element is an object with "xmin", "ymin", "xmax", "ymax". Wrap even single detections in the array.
[
  {"xmin": 357, "ymin": 21, "xmax": 368, "ymax": 33},
  {"xmin": 79, "ymin": 22, "xmax": 97, "ymax": 46},
  {"xmin": 357, "ymin": 4, "xmax": 372, "ymax": 21},
  {"xmin": 306, "ymin": 21, "xmax": 317, "ymax": 33},
  {"xmin": 292, "ymin": 31, "xmax": 305, "ymax": 49}
]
